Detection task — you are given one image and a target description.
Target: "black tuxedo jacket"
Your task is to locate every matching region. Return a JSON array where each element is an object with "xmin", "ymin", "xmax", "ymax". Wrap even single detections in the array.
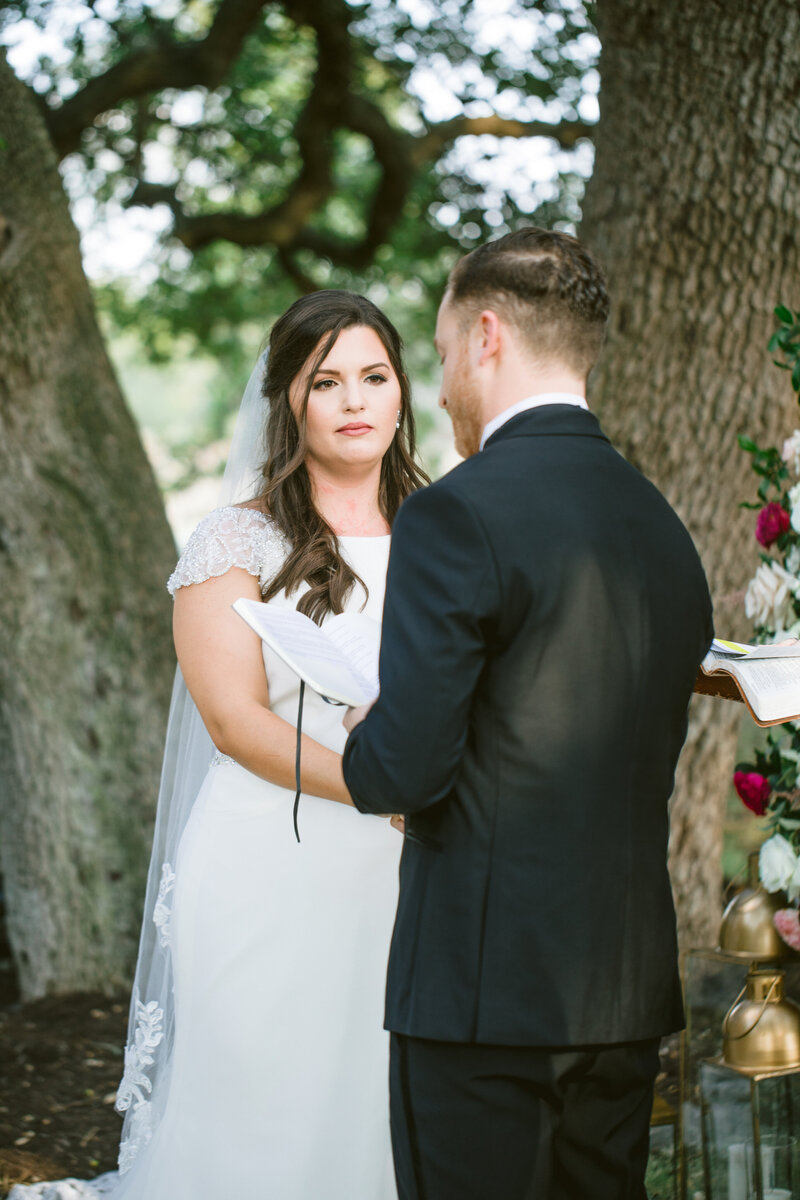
[{"xmin": 343, "ymin": 405, "xmax": 713, "ymax": 1047}]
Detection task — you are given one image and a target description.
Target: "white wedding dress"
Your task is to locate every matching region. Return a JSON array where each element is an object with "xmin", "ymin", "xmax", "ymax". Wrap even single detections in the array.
[{"xmin": 12, "ymin": 507, "xmax": 400, "ymax": 1200}]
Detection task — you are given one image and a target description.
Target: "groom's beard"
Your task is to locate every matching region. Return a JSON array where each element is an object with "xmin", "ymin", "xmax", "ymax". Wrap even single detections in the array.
[{"xmin": 446, "ymin": 369, "xmax": 483, "ymax": 459}]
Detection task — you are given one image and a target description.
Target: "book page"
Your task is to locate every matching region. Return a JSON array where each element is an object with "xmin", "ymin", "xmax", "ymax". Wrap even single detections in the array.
[
  {"xmin": 711, "ymin": 638, "xmax": 800, "ymax": 660},
  {"xmin": 232, "ymin": 599, "xmax": 378, "ymax": 706},
  {"xmin": 735, "ymin": 644, "xmax": 800, "ymax": 660},
  {"xmin": 704, "ymin": 650, "xmax": 800, "ymax": 723},
  {"xmin": 325, "ymin": 613, "xmax": 381, "ymax": 698}
]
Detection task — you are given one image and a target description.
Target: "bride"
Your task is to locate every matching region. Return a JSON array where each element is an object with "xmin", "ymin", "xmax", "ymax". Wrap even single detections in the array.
[{"xmin": 12, "ymin": 290, "xmax": 428, "ymax": 1200}]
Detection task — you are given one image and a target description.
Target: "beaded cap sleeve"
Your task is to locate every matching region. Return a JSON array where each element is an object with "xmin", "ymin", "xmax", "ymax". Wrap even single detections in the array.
[{"xmin": 166, "ymin": 506, "xmax": 289, "ymax": 596}]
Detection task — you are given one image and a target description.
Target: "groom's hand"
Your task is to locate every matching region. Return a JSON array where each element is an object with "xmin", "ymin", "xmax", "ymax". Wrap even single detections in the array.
[{"xmin": 343, "ymin": 699, "xmax": 376, "ymax": 734}]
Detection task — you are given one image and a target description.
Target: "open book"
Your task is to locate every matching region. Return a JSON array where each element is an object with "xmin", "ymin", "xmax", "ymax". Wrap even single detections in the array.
[
  {"xmin": 233, "ymin": 597, "xmax": 380, "ymax": 707},
  {"xmin": 697, "ymin": 638, "xmax": 800, "ymax": 726}
]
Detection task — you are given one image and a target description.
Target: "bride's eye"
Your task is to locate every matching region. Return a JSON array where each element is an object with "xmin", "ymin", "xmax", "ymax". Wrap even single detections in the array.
[
  {"xmin": 313, "ymin": 377, "xmax": 337, "ymax": 390},
  {"xmin": 365, "ymin": 373, "xmax": 388, "ymax": 385}
]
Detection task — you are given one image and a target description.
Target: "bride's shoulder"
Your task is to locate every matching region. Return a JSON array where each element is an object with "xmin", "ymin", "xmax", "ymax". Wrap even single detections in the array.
[{"xmin": 166, "ymin": 504, "xmax": 289, "ymax": 596}]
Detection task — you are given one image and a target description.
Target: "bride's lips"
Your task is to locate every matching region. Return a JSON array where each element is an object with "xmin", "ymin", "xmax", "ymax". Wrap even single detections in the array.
[{"xmin": 337, "ymin": 423, "xmax": 373, "ymax": 436}]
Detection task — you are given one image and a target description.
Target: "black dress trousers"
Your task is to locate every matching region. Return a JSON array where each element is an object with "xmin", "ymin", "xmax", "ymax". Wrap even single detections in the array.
[{"xmin": 389, "ymin": 1033, "xmax": 661, "ymax": 1200}]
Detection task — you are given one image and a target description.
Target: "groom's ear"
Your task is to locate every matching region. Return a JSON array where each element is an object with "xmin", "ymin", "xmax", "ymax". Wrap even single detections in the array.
[{"xmin": 476, "ymin": 309, "xmax": 502, "ymax": 366}]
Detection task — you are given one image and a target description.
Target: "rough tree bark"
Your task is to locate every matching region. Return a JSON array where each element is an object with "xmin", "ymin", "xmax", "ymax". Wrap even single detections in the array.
[
  {"xmin": 580, "ymin": 0, "xmax": 800, "ymax": 945},
  {"xmin": 0, "ymin": 55, "xmax": 176, "ymax": 999}
]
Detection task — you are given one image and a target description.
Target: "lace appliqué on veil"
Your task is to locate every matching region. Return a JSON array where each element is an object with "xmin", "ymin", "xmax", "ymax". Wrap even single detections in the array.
[
  {"xmin": 166, "ymin": 506, "xmax": 289, "ymax": 595},
  {"xmin": 115, "ymin": 999, "xmax": 165, "ymax": 1173},
  {"xmin": 7, "ymin": 1174, "xmax": 119, "ymax": 1198},
  {"xmin": 114, "ymin": 866, "xmax": 176, "ymax": 1168},
  {"xmin": 152, "ymin": 862, "xmax": 176, "ymax": 949}
]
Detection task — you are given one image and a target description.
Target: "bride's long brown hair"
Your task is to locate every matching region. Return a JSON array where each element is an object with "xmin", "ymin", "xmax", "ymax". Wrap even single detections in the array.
[{"xmin": 256, "ymin": 290, "xmax": 430, "ymax": 622}]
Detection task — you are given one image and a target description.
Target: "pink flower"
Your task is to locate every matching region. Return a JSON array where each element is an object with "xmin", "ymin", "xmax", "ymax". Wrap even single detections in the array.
[
  {"xmin": 755, "ymin": 503, "xmax": 790, "ymax": 547},
  {"xmin": 733, "ymin": 771, "xmax": 772, "ymax": 815},
  {"xmin": 774, "ymin": 907, "xmax": 800, "ymax": 951}
]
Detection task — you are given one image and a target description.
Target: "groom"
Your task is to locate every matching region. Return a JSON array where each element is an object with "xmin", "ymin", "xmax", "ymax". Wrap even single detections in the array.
[{"xmin": 343, "ymin": 227, "xmax": 713, "ymax": 1199}]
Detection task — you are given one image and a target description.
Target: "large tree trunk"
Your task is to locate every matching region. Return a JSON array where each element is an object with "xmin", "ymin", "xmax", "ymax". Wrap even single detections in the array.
[
  {"xmin": 580, "ymin": 0, "xmax": 800, "ymax": 945},
  {"xmin": 0, "ymin": 55, "xmax": 176, "ymax": 999}
]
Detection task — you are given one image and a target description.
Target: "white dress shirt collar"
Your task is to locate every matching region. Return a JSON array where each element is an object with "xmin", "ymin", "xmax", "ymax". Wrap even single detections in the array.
[{"xmin": 479, "ymin": 392, "xmax": 588, "ymax": 451}]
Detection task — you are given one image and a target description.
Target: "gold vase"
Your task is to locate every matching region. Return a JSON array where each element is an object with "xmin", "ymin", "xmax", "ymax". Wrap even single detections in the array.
[
  {"xmin": 718, "ymin": 851, "xmax": 787, "ymax": 960},
  {"xmin": 722, "ymin": 968, "xmax": 800, "ymax": 1072}
]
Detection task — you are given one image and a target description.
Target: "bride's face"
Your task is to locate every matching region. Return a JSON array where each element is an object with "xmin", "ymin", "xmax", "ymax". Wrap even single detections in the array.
[{"xmin": 290, "ymin": 325, "xmax": 402, "ymax": 474}]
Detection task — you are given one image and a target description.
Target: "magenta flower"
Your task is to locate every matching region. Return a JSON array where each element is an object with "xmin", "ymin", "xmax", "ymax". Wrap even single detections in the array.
[
  {"xmin": 774, "ymin": 908, "xmax": 800, "ymax": 951},
  {"xmin": 733, "ymin": 770, "xmax": 772, "ymax": 816},
  {"xmin": 755, "ymin": 502, "xmax": 790, "ymax": 547}
]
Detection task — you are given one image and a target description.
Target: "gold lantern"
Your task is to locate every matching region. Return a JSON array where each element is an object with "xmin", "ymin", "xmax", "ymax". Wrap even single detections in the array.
[
  {"xmin": 718, "ymin": 852, "xmax": 789, "ymax": 962},
  {"xmin": 696, "ymin": 963, "xmax": 800, "ymax": 1197},
  {"xmin": 723, "ymin": 968, "xmax": 800, "ymax": 1073},
  {"xmin": 681, "ymin": 855, "xmax": 800, "ymax": 1198}
]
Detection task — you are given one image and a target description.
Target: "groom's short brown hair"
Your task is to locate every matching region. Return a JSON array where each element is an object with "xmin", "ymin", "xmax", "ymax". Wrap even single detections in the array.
[{"xmin": 445, "ymin": 227, "xmax": 610, "ymax": 378}]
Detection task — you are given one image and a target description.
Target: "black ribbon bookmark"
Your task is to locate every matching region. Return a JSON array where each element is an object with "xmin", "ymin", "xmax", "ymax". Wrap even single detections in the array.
[
  {"xmin": 293, "ymin": 679, "xmax": 305, "ymax": 843},
  {"xmin": 293, "ymin": 688, "xmax": 349, "ymax": 842}
]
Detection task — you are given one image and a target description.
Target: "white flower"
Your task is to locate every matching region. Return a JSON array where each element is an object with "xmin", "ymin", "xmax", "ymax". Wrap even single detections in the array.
[
  {"xmin": 785, "ymin": 544, "xmax": 800, "ymax": 579},
  {"xmin": 744, "ymin": 561, "xmax": 799, "ymax": 630},
  {"xmin": 783, "ymin": 430, "xmax": 800, "ymax": 475},
  {"xmin": 788, "ymin": 482, "xmax": 800, "ymax": 534},
  {"xmin": 760, "ymin": 834, "xmax": 798, "ymax": 894}
]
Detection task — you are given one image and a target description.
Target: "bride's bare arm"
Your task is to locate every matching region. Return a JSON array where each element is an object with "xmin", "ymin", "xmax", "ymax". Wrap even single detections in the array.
[{"xmin": 173, "ymin": 567, "xmax": 353, "ymax": 806}]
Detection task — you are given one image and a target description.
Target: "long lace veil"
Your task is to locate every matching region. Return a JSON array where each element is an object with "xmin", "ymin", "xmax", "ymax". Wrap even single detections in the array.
[{"xmin": 114, "ymin": 351, "xmax": 270, "ymax": 1174}]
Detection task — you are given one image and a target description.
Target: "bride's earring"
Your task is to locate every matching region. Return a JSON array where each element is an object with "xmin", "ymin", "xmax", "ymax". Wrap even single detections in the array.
[{"xmin": 396, "ymin": 410, "xmax": 401, "ymax": 429}]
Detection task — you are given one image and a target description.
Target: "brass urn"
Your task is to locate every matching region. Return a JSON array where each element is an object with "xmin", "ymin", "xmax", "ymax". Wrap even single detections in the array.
[
  {"xmin": 722, "ymin": 968, "xmax": 800, "ymax": 1072},
  {"xmin": 718, "ymin": 851, "xmax": 787, "ymax": 960}
]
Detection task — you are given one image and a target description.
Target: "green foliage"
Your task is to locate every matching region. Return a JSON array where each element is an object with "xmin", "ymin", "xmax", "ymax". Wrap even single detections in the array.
[
  {"xmin": 737, "ymin": 436, "xmax": 788, "ymax": 509},
  {"xmin": 768, "ymin": 303, "xmax": 800, "ymax": 394},
  {"xmin": 644, "ymin": 1143, "xmax": 677, "ymax": 1200}
]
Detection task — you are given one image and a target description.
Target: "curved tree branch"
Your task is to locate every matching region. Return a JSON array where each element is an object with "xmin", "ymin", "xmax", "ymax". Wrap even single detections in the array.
[
  {"xmin": 64, "ymin": 0, "xmax": 595, "ymax": 269},
  {"xmin": 289, "ymin": 93, "xmax": 414, "ymax": 269},
  {"xmin": 126, "ymin": 0, "xmax": 354, "ymax": 253},
  {"xmin": 277, "ymin": 246, "xmax": 318, "ymax": 293},
  {"xmin": 128, "ymin": 177, "xmax": 333, "ymax": 251},
  {"xmin": 411, "ymin": 115, "xmax": 594, "ymax": 166},
  {"xmin": 46, "ymin": 0, "xmax": 271, "ymax": 158},
  {"xmin": 128, "ymin": 111, "xmax": 594, "ymax": 264}
]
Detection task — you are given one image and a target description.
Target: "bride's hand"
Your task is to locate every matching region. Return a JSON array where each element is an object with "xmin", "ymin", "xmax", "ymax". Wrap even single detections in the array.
[
  {"xmin": 343, "ymin": 699, "xmax": 376, "ymax": 734},
  {"xmin": 390, "ymin": 815, "xmax": 405, "ymax": 834}
]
